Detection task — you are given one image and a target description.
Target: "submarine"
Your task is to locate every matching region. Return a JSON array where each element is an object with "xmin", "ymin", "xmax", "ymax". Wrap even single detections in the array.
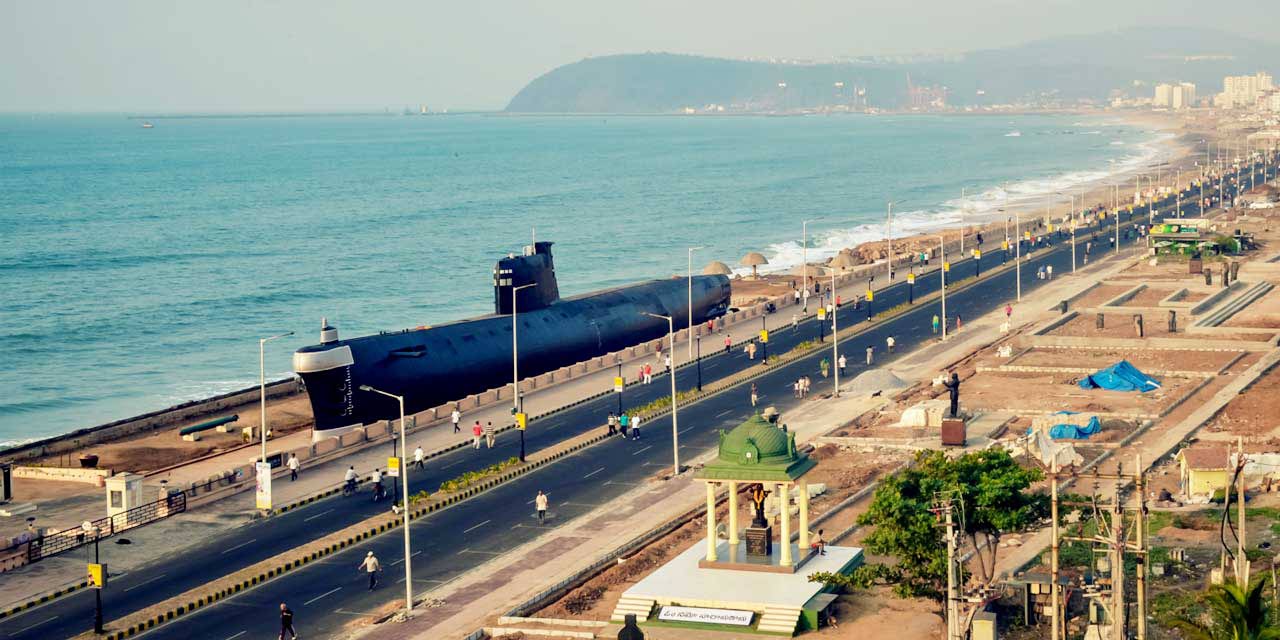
[{"xmin": 293, "ymin": 241, "xmax": 732, "ymax": 439}]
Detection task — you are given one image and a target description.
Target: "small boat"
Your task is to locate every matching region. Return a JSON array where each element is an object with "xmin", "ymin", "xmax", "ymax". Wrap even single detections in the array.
[
  {"xmin": 1004, "ymin": 130, "xmax": 1021, "ymax": 137},
  {"xmin": 141, "ymin": 122, "xmax": 154, "ymax": 129}
]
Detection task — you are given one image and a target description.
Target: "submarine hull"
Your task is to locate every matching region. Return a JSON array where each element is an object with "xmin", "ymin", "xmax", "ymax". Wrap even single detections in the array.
[{"xmin": 294, "ymin": 275, "xmax": 731, "ymax": 436}]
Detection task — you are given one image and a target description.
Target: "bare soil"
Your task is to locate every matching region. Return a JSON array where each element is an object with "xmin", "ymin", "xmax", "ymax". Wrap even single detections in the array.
[
  {"xmin": 1007, "ymin": 347, "xmax": 1241, "ymax": 373},
  {"xmin": 1071, "ymin": 284, "xmax": 1133, "ymax": 308},
  {"xmin": 1203, "ymin": 361, "xmax": 1280, "ymax": 438},
  {"xmin": 959, "ymin": 370, "xmax": 1197, "ymax": 415},
  {"xmin": 1222, "ymin": 289, "xmax": 1280, "ymax": 329},
  {"xmin": 1047, "ymin": 313, "xmax": 1270, "ymax": 341},
  {"xmin": 1118, "ymin": 286, "xmax": 1182, "ymax": 307}
]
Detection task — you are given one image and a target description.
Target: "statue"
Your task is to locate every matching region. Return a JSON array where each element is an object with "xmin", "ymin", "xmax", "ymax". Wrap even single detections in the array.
[
  {"xmin": 749, "ymin": 483, "xmax": 771, "ymax": 528},
  {"xmin": 942, "ymin": 372, "xmax": 961, "ymax": 418},
  {"xmin": 617, "ymin": 614, "xmax": 645, "ymax": 640}
]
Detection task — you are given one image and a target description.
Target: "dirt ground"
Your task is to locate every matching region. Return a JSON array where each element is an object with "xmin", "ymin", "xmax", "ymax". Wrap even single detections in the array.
[
  {"xmin": 1069, "ymin": 284, "xmax": 1133, "ymax": 308},
  {"xmin": 1222, "ymin": 289, "xmax": 1280, "ymax": 329},
  {"xmin": 1117, "ymin": 285, "xmax": 1183, "ymax": 307},
  {"xmin": 1004, "ymin": 346, "xmax": 1241, "ymax": 373},
  {"xmin": 1202, "ymin": 361, "xmax": 1280, "ymax": 439},
  {"xmin": 959, "ymin": 369, "xmax": 1197, "ymax": 416},
  {"xmin": 1046, "ymin": 312, "xmax": 1270, "ymax": 341}
]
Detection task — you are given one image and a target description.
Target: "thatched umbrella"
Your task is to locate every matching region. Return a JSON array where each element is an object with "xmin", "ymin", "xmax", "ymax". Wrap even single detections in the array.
[
  {"xmin": 740, "ymin": 252, "xmax": 769, "ymax": 279},
  {"xmin": 702, "ymin": 261, "xmax": 733, "ymax": 276},
  {"xmin": 791, "ymin": 264, "xmax": 828, "ymax": 278},
  {"xmin": 828, "ymin": 252, "xmax": 859, "ymax": 272}
]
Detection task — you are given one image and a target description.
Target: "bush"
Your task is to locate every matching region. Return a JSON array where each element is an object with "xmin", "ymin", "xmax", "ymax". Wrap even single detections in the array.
[{"xmin": 437, "ymin": 456, "xmax": 521, "ymax": 494}]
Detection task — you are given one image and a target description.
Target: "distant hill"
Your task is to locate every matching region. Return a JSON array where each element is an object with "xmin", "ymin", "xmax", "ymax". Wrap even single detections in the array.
[{"xmin": 505, "ymin": 27, "xmax": 1280, "ymax": 113}]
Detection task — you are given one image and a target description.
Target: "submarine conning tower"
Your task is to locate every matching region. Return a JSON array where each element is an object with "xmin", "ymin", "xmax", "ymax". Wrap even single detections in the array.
[{"xmin": 494, "ymin": 241, "xmax": 560, "ymax": 315}]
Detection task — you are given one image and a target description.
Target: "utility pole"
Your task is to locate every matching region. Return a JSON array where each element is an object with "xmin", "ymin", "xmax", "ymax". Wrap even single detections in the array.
[
  {"xmin": 1110, "ymin": 473, "xmax": 1126, "ymax": 640},
  {"xmin": 1050, "ymin": 461, "xmax": 1061, "ymax": 640},
  {"xmin": 1134, "ymin": 454, "xmax": 1147, "ymax": 640},
  {"xmin": 1237, "ymin": 436, "xmax": 1249, "ymax": 585},
  {"xmin": 934, "ymin": 493, "xmax": 963, "ymax": 640}
]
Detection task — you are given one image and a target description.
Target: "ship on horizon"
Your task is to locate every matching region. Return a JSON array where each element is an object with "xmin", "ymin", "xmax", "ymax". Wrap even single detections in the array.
[{"xmin": 293, "ymin": 241, "xmax": 731, "ymax": 439}]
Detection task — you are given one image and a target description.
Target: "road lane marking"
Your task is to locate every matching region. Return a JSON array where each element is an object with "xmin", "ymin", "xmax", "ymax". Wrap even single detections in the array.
[
  {"xmin": 457, "ymin": 548, "xmax": 501, "ymax": 556},
  {"xmin": 122, "ymin": 573, "xmax": 167, "ymax": 593},
  {"xmin": 388, "ymin": 550, "xmax": 422, "ymax": 566},
  {"xmin": 462, "ymin": 519, "xmax": 491, "ymax": 534},
  {"xmin": 715, "ymin": 409, "xmax": 733, "ymax": 418},
  {"xmin": 224, "ymin": 631, "xmax": 247, "ymax": 640},
  {"xmin": 564, "ymin": 501, "xmax": 603, "ymax": 508},
  {"xmin": 220, "ymin": 539, "xmax": 257, "ymax": 555},
  {"xmin": 631, "ymin": 445, "xmax": 653, "ymax": 456},
  {"xmin": 544, "ymin": 422, "xmax": 563, "ymax": 430},
  {"xmin": 441, "ymin": 459, "xmax": 465, "ymax": 470},
  {"xmin": 583, "ymin": 467, "xmax": 605, "ymax": 479},
  {"xmin": 678, "ymin": 427, "xmax": 695, "ymax": 435},
  {"xmin": 303, "ymin": 587, "xmax": 341, "ymax": 606},
  {"xmin": 303, "ymin": 508, "xmax": 335, "ymax": 522},
  {"xmin": 605, "ymin": 480, "xmax": 639, "ymax": 487},
  {"xmin": 15, "ymin": 616, "xmax": 58, "ymax": 634}
]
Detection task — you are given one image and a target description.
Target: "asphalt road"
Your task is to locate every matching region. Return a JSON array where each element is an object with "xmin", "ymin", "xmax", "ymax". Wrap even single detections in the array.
[{"xmin": 8, "ymin": 158, "xmax": 1273, "ymax": 640}]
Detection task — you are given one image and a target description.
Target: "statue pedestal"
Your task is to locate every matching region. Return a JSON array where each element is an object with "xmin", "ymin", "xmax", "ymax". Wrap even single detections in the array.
[
  {"xmin": 941, "ymin": 418, "xmax": 966, "ymax": 447},
  {"xmin": 744, "ymin": 525, "xmax": 773, "ymax": 557}
]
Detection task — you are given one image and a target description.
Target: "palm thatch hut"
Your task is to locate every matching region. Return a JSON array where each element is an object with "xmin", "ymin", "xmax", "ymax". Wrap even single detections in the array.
[
  {"xmin": 702, "ymin": 261, "xmax": 733, "ymax": 276},
  {"xmin": 740, "ymin": 252, "xmax": 769, "ymax": 279},
  {"xmin": 828, "ymin": 251, "xmax": 859, "ymax": 272}
]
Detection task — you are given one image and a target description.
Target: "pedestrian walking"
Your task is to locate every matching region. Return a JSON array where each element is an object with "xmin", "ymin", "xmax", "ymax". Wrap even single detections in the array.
[
  {"xmin": 607, "ymin": 412, "xmax": 617, "ymax": 436},
  {"xmin": 750, "ymin": 383, "xmax": 759, "ymax": 407},
  {"xmin": 802, "ymin": 376, "xmax": 811, "ymax": 398},
  {"xmin": 636, "ymin": 366, "xmax": 644, "ymax": 384},
  {"xmin": 413, "ymin": 445, "xmax": 425, "ymax": 470},
  {"xmin": 793, "ymin": 289, "xmax": 801, "ymax": 305},
  {"xmin": 819, "ymin": 357, "xmax": 830, "ymax": 379},
  {"xmin": 279, "ymin": 603, "xmax": 297, "ymax": 640},
  {"xmin": 287, "ymin": 453, "xmax": 300, "ymax": 481},
  {"xmin": 747, "ymin": 341, "xmax": 757, "ymax": 360},
  {"xmin": 630, "ymin": 414, "xmax": 641, "ymax": 440},
  {"xmin": 932, "ymin": 314, "xmax": 940, "ymax": 334},
  {"xmin": 644, "ymin": 363, "xmax": 653, "ymax": 384},
  {"xmin": 370, "ymin": 468, "xmax": 383, "ymax": 502},
  {"xmin": 955, "ymin": 314, "xmax": 963, "ymax": 332},
  {"xmin": 359, "ymin": 551, "xmax": 381, "ymax": 590},
  {"xmin": 535, "ymin": 491, "xmax": 549, "ymax": 524},
  {"xmin": 451, "ymin": 407, "xmax": 461, "ymax": 433},
  {"xmin": 663, "ymin": 354, "xmax": 672, "ymax": 374},
  {"xmin": 837, "ymin": 354, "xmax": 847, "ymax": 376},
  {"xmin": 619, "ymin": 412, "xmax": 630, "ymax": 437},
  {"xmin": 1004, "ymin": 303, "xmax": 1012, "ymax": 320},
  {"xmin": 886, "ymin": 335, "xmax": 895, "ymax": 354},
  {"xmin": 1046, "ymin": 265, "xmax": 1053, "ymax": 279},
  {"xmin": 472, "ymin": 421, "xmax": 483, "ymax": 449},
  {"xmin": 793, "ymin": 379, "xmax": 801, "ymax": 398},
  {"xmin": 792, "ymin": 313, "xmax": 798, "ymax": 330},
  {"xmin": 724, "ymin": 334, "xmax": 732, "ymax": 355},
  {"xmin": 343, "ymin": 465, "xmax": 358, "ymax": 496},
  {"xmin": 484, "ymin": 421, "xmax": 495, "ymax": 448},
  {"xmin": 865, "ymin": 345, "xmax": 874, "ymax": 366}
]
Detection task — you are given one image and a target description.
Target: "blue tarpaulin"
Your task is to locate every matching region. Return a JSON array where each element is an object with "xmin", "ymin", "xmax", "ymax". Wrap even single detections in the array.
[
  {"xmin": 1077, "ymin": 360, "xmax": 1161, "ymax": 392},
  {"xmin": 1026, "ymin": 412, "xmax": 1104, "ymax": 440}
]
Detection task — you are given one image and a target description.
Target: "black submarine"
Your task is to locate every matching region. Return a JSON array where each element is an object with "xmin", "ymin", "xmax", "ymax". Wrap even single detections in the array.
[{"xmin": 293, "ymin": 241, "xmax": 732, "ymax": 438}]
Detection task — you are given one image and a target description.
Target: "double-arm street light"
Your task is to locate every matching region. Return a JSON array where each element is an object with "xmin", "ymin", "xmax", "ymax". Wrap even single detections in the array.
[
  {"xmin": 830, "ymin": 268, "xmax": 840, "ymax": 397},
  {"xmin": 641, "ymin": 312, "xmax": 680, "ymax": 476},
  {"xmin": 357, "ymin": 384, "xmax": 413, "ymax": 618},
  {"xmin": 512, "ymin": 282, "xmax": 536, "ymax": 462},
  {"xmin": 801, "ymin": 220, "xmax": 816, "ymax": 311},
  {"xmin": 938, "ymin": 235, "xmax": 948, "ymax": 341},
  {"xmin": 258, "ymin": 332, "xmax": 294, "ymax": 466},
  {"xmin": 687, "ymin": 246, "xmax": 703, "ymax": 361}
]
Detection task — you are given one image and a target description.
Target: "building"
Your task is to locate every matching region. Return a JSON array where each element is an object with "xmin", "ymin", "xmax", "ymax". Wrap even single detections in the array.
[
  {"xmin": 1174, "ymin": 83, "xmax": 1196, "ymax": 109},
  {"xmin": 1219, "ymin": 72, "xmax": 1275, "ymax": 109},
  {"xmin": 1153, "ymin": 83, "xmax": 1173, "ymax": 108},
  {"xmin": 1176, "ymin": 445, "xmax": 1230, "ymax": 499},
  {"xmin": 1269, "ymin": 92, "xmax": 1280, "ymax": 113}
]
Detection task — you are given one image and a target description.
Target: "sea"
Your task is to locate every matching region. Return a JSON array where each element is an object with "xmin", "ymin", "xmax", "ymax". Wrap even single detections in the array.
[{"xmin": 0, "ymin": 112, "xmax": 1170, "ymax": 448}]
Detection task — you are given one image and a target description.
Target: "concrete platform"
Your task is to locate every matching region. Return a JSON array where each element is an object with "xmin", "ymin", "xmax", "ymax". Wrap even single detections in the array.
[
  {"xmin": 698, "ymin": 541, "xmax": 819, "ymax": 573},
  {"xmin": 625, "ymin": 542, "xmax": 862, "ymax": 611}
]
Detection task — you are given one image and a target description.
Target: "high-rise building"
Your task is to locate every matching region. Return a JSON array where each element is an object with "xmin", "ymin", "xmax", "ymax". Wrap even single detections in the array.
[
  {"xmin": 1177, "ymin": 83, "xmax": 1196, "ymax": 109},
  {"xmin": 1219, "ymin": 72, "xmax": 1275, "ymax": 109},
  {"xmin": 1153, "ymin": 84, "xmax": 1173, "ymax": 107}
]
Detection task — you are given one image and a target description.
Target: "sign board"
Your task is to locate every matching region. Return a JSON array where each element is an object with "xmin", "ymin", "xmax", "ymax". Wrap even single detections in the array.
[
  {"xmin": 88, "ymin": 563, "xmax": 107, "ymax": 589},
  {"xmin": 942, "ymin": 262, "xmax": 950, "ymax": 272},
  {"xmin": 515, "ymin": 412, "xmax": 528, "ymax": 430},
  {"xmin": 865, "ymin": 290, "xmax": 873, "ymax": 302},
  {"xmin": 255, "ymin": 461, "xmax": 272, "ymax": 510},
  {"xmin": 1002, "ymin": 240, "xmax": 1009, "ymax": 250},
  {"xmin": 658, "ymin": 606, "xmax": 754, "ymax": 626},
  {"xmin": 974, "ymin": 249, "xmax": 981, "ymax": 259},
  {"xmin": 613, "ymin": 376, "xmax": 624, "ymax": 393},
  {"xmin": 1023, "ymin": 231, "xmax": 1031, "ymax": 240},
  {"xmin": 907, "ymin": 273, "xmax": 915, "ymax": 284},
  {"xmin": 759, "ymin": 329, "xmax": 768, "ymax": 343},
  {"xmin": 386, "ymin": 456, "xmax": 400, "ymax": 478},
  {"xmin": 816, "ymin": 307, "xmax": 826, "ymax": 320}
]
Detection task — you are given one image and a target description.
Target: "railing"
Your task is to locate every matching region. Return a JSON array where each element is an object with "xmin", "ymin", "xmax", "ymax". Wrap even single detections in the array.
[{"xmin": 28, "ymin": 492, "xmax": 186, "ymax": 562}]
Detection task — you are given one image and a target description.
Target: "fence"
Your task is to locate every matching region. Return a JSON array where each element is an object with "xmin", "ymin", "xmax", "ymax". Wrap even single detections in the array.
[{"xmin": 27, "ymin": 492, "xmax": 186, "ymax": 562}]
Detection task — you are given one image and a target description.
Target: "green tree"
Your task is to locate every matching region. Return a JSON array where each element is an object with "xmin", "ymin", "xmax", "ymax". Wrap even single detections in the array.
[
  {"xmin": 1170, "ymin": 576, "xmax": 1280, "ymax": 640},
  {"xmin": 810, "ymin": 449, "xmax": 1046, "ymax": 602}
]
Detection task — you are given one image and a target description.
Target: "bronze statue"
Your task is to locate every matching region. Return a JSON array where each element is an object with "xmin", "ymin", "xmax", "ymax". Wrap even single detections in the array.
[
  {"xmin": 942, "ymin": 372, "xmax": 961, "ymax": 418},
  {"xmin": 750, "ymin": 483, "xmax": 771, "ymax": 528}
]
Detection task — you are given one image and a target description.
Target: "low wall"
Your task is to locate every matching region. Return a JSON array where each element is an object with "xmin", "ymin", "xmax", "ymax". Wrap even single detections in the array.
[
  {"xmin": 0, "ymin": 378, "xmax": 303, "ymax": 464},
  {"xmin": 13, "ymin": 466, "xmax": 113, "ymax": 485}
]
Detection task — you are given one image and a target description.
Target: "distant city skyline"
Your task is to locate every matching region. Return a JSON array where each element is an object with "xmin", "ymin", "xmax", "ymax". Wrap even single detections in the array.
[{"xmin": 2, "ymin": 0, "xmax": 1279, "ymax": 113}]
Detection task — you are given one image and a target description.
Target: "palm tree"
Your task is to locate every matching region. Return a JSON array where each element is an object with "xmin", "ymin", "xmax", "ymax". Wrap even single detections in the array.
[{"xmin": 1171, "ymin": 575, "xmax": 1280, "ymax": 640}]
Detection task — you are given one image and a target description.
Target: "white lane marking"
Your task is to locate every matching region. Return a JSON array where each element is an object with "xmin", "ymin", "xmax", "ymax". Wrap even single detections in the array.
[
  {"xmin": 123, "ymin": 573, "xmax": 167, "ymax": 593},
  {"xmin": 388, "ymin": 550, "xmax": 422, "ymax": 566},
  {"xmin": 564, "ymin": 501, "xmax": 603, "ymax": 508},
  {"xmin": 15, "ymin": 615, "xmax": 58, "ymax": 634},
  {"xmin": 303, "ymin": 508, "xmax": 335, "ymax": 522},
  {"xmin": 457, "ymin": 548, "xmax": 501, "ymax": 556},
  {"xmin": 605, "ymin": 480, "xmax": 639, "ymax": 487},
  {"xmin": 631, "ymin": 445, "xmax": 653, "ymax": 456},
  {"xmin": 224, "ymin": 631, "xmax": 247, "ymax": 640},
  {"xmin": 715, "ymin": 409, "xmax": 733, "ymax": 418},
  {"xmin": 678, "ymin": 427, "xmax": 694, "ymax": 435},
  {"xmin": 303, "ymin": 586, "xmax": 342, "ymax": 606},
  {"xmin": 544, "ymin": 422, "xmax": 563, "ymax": 430},
  {"xmin": 441, "ymin": 459, "xmax": 465, "ymax": 470},
  {"xmin": 583, "ymin": 467, "xmax": 605, "ymax": 479},
  {"xmin": 220, "ymin": 539, "xmax": 257, "ymax": 555},
  {"xmin": 462, "ymin": 519, "xmax": 491, "ymax": 534}
]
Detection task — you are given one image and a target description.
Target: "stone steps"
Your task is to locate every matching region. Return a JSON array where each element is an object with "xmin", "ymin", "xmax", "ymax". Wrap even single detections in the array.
[
  {"xmin": 757, "ymin": 604, "xmax": 803, "ymax": 635},
  {"xmin": 609, "ymin": 595, "xmax": 655, "ymax": 623},
  {"xmin": 1194, "ymin": 281, "xmax": 1274, "ymax": 327}
]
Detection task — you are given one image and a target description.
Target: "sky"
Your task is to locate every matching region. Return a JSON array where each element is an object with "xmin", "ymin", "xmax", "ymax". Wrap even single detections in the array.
[{"xmin": 3, "ymin": 0, "xmax": 1278, "ymax": 113}]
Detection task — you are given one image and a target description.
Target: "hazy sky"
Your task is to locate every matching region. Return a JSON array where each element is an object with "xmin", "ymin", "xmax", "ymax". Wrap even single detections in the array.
[{"xmin": 3, "ymin": 0, "xmax": 1278, "ymax": 112}]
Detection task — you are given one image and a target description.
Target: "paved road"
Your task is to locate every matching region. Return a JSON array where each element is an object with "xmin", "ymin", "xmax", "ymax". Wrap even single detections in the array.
[{"xmin": 9, "ymin": 157, "xmax": 1274, "ymax": 640}]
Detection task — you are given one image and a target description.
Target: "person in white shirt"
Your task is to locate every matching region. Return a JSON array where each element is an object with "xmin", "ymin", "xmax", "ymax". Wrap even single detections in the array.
[
  {"xmin": 534, "ymin": 491, "xmax": 549, "ymax": 524},
  {"xmin": 886, "ymin": 335, "xmax": 896, "ymax": 354},
  {"xmin": 837, "ymin": 354, "xmax": 847, "ymax": 376},
  {"xmin": 630, "ymin": 414, "xmax": 641, "ymax": 440},
  {"xmin": 664, "ymin": 354, "xmax": 672, "ymax": 373},
  {"xmin": 370, "ymin": 468, "xmax": 383, "ymax": 502},
  {"xmin": 413, "ymin": 445, "xmax": 425, "ymax": 470},
  {"xmin": 451, "ymin": 408, "xmax": 461, "ymax": 433},
  {"xmin": 287, "ymin": 454, "xmax": 300, "ymax": 481},
  {"xmin": 359, "ymin": 552, "xmax": 381, "ymax": 590},
  {"xmin": 343, "ymin": 466, "xmax": 357, "ymax": 496}
]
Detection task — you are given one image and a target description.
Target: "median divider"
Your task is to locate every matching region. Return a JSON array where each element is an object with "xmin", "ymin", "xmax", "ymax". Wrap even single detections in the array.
[{"xmin": 0, "ymin": 577, "xmax": 93, "ymax": 621}]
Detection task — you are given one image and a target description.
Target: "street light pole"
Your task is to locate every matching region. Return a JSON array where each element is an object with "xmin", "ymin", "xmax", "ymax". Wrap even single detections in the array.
[
  {"xmin": 801, "ymin": 220, "xmax": 814, "ymax": 311},
  {"xmin": 687, "ymin": 246, "xmax": 703, "ymax": 361},
  {"xmin": 359, "ymin": 385, "xmax": 413, "ymax": 617},
  {"xmin": 258, "ymin": 332, "xmax": 294, "ymax": 465},
  {"xmin": 1015, "ymin": 211, "xmax": 1022, "ymax": 302},
  {"xmin": 831, "ymin": 269, "xmax": 840, "ymax": 397},
  {"xmin": 512, "ymin": 283, "xmax": 536, "ymax": 462},
  {"xmin": 886, "ymin": 201, "xmax": 894, "ymax": 282},
  {"xmin": 642, "ymin": 312, "xmax": 679, "ymax": 476},
  {"xmin": 939, "ymin": 235, "xmax": 948, "ymax": 341}
]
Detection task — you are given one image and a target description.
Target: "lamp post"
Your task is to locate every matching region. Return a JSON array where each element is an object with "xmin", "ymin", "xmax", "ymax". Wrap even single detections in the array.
[
  {"xmin": 687, "ymin": 246, "xmax": 703, "ymax": 361},
  {"xmin": 1014, "ymin": 211, "xmax": 1022, "ymax": 302},
  {"xmin": 801, "ymin": 220, "xmax": 815, "ymax": 311},
  {"xmin": 358, "ymin": 385, "xmax": 413, "ymax": 617},
  {"xmin": 258, "ymin": 332, "xmax": 294, "ymax": 466},
  {"xmin": 939, "ymin": 235, "xmax": 948, "ymax": 341},
  {"xmin": 511, "ymin": 283, "xmax": 536, "ymax": 462},
  {"xmin": 885, "ymin": 202, "xmax": 895, "ymax": 282},
  {"xmin": 641, "ymin": 312, "xmax": 679, "ymax": 475},
  {"xmin": 695, "ymin": 335, "xmax": 702, "ymax": 391},
  {"xmin": 830, "ymin": 269, "xmax": 840, "ymax": 397}
]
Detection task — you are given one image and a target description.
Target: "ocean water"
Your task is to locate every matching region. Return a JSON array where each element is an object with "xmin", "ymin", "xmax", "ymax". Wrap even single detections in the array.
[{"xmin": 0, "ymin": 113, "xmax": 1165, "ymax": 447}]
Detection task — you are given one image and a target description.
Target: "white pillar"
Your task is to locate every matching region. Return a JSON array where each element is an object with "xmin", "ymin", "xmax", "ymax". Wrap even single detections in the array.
[
  {"xmin": 728, "ymin": 481, "xmax": 739, "ymax": 545},
  {"xmin": 799, "ymin": 480, "xmax": 810, "ymax": 552},
  {"xmin": 706, "ymin": 482, "xmax": 718, "ymax": 562},
  {"xmin": 778, "ymin": 482, "xmax": 792, "ymax": 567}
]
